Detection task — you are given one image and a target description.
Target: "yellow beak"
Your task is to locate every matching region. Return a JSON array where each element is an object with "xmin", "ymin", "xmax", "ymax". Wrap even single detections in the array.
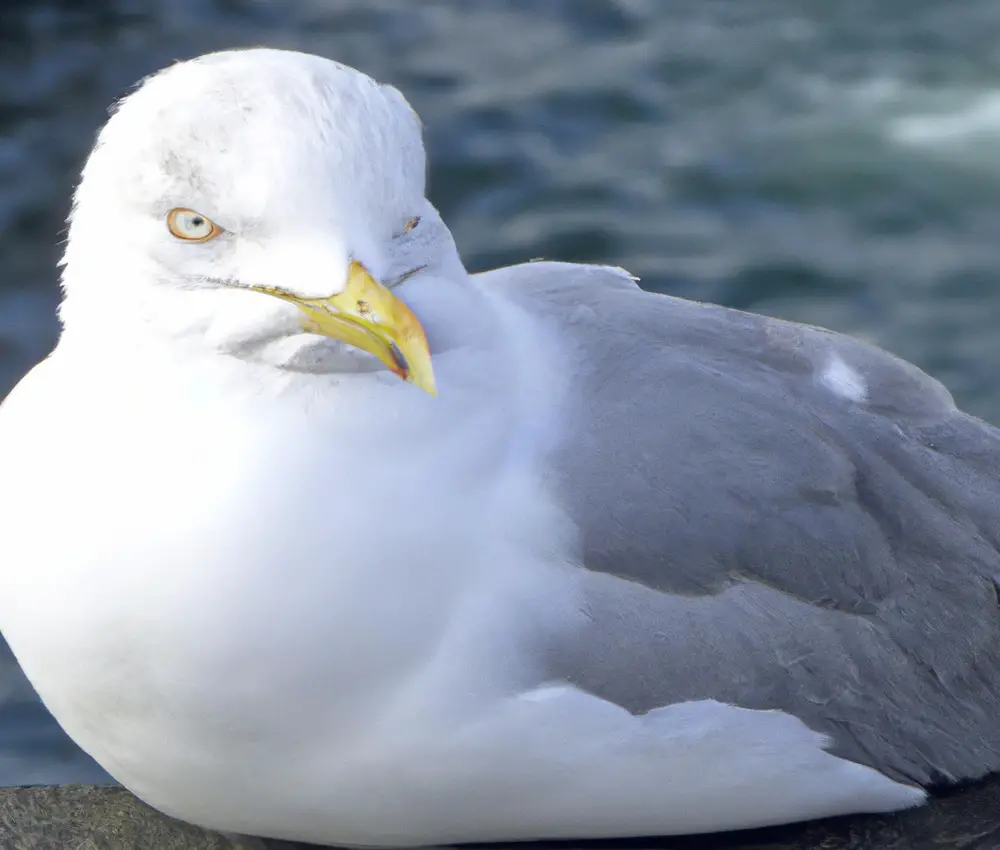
[{"xmin": 248, "ymin": 262, "xmax": 436, "ymax": 396}]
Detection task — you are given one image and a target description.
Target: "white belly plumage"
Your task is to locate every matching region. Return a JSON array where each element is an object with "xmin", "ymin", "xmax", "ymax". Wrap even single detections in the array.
[
  {"xmin": 0, "ymin": 359, "xmax": 922, "ymax": 847},
  {"xmin": 48, "ymin": 680, "xmax": 924, "ymax": 847}
]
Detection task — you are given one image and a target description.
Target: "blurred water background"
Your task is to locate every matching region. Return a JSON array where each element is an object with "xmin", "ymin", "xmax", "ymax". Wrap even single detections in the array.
[{"xmin": 2, "ymin": 0, "xmax": 1000, "ymax": 789}]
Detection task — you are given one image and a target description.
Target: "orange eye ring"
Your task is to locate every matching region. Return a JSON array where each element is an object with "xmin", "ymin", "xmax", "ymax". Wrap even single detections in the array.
[{"xmin": 167, "ymin": 208, "xmax": 223, "ymax": 242}]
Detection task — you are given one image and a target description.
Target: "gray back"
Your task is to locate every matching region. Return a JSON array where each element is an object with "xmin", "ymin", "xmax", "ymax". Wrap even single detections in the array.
[{"xmin": 479, "ymin": 261, "xmax": 1000, "ymax": 786}]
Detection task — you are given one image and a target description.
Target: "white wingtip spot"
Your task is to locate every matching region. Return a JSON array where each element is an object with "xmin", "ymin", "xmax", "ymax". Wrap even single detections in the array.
[{"xmin": 820, "ymin": 355, "xmax": 867, "ymax": 403}]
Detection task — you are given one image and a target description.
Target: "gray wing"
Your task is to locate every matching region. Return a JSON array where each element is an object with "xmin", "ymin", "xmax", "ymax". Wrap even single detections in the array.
[{"xmin": 479, "ymin": 261, "xmax": 1000, "ymax": 787}]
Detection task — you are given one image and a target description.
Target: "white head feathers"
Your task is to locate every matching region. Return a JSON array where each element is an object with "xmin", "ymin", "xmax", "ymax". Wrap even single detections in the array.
[{"xmin": 58, "ymin": 48, "xmax": 465, "ymax": 373}]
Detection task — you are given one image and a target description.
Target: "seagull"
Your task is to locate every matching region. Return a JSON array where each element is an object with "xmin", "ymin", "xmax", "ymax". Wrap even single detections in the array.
[{"xmin": 0, "ymin": 48, "xmax": 998, "ymax": 847}]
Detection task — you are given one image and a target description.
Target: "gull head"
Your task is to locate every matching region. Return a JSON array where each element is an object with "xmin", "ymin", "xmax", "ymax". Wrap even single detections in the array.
[{"xmin": 59, "ymin": 48, "xmax": 465, "ymax": 393}]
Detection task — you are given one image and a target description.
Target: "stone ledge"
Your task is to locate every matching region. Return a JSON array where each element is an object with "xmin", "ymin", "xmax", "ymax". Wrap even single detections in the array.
[{"xmin": 2, "ymin": 781, "xmax": 1000, "ymax": 850}]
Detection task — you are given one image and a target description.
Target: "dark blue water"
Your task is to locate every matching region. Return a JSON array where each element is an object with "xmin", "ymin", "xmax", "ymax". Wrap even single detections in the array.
[{"xmin": 2, "ymin": 0, "xmax": 1000, "ymax": 790}]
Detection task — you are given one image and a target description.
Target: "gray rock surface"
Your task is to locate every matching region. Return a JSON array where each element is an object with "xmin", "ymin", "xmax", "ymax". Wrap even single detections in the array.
[
  {"xmin": 2, "ymin": 781, "xmax": 1000, "ymax": 850},
  {"xmin": 0, "ymin": 785, "xmax": 253, "ymax": 849}
]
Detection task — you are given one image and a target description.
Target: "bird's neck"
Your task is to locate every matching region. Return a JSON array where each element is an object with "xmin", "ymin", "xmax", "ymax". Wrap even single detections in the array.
[{"xmin": 53, "ymin": 273, "xmax": 561, "ymax": 460}]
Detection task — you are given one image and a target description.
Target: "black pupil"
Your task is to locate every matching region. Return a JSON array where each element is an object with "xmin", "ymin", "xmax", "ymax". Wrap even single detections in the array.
[{"xmin": 191, "ymin": 216, "xmax": 204, "ymax": 227}]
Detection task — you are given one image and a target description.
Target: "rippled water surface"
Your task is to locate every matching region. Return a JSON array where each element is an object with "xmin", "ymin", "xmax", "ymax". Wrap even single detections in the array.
[{"xmin": 2, "ymin": 0, "xmax": 1000, "ymax": 796}]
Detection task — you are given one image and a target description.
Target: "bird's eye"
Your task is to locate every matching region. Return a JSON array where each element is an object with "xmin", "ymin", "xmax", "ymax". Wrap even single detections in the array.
[
  {"xmin": 167, "ymin": 208, "xmax": 223, "ymax": 242},
  {"xmin": 395, "ymin": 216, "xmax": 420, "ymax": 238}
]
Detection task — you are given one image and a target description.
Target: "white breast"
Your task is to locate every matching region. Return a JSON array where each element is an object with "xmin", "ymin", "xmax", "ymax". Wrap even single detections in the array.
[{"xmin": 0, "ymin": 342, "xmax": 921, "ymax": 846}]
